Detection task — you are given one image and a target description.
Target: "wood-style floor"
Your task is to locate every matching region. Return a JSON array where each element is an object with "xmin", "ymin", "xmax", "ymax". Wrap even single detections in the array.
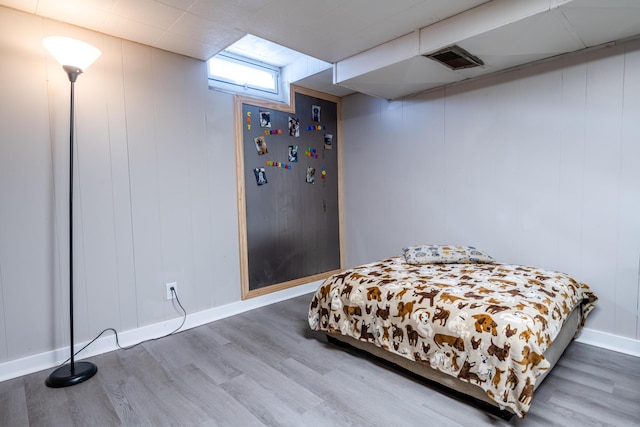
[{"xmin": 1, "ymin": 294, "xmax": 639, "ymax": 426}]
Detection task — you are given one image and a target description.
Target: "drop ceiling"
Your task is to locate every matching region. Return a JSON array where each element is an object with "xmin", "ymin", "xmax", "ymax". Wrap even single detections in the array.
[{"xmin": 3, "ymin": 0, "xmax": 640, "ymax": 99}]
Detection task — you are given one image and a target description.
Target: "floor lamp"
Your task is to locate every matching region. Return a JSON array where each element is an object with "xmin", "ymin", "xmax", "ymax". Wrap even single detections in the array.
[{"xmin": 42, "ymin": 36, "xmax": 102, "ymax": 388}]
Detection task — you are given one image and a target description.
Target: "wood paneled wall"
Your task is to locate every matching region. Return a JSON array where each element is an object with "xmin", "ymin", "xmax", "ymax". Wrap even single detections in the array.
[
  {"xmin": 342, "ymin": 38, "xmax": 640, "ymax": 342},
  {"xmin": 0, "ymin": 7, "xmax": 240, "ymax": 364}
]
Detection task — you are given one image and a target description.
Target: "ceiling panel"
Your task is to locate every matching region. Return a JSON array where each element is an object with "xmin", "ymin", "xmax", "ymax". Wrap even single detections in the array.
[
  {"xmin": 294, "ymin": 68, "xmax": 355, "ymax": 98},
  {"xmin": 457, "ymin": 8, "xmax": 586, "ymax": 75},
  {"xmin": 335, "ymin": 0, "xmax": 640, "ymax": 99},
  {"xmin": 168, "ymin": 12, "xmax": 228, "ymax": 44},
  {"xmin": 561, "ymin": 0, "xmax": 640, "ymax": 47},
  {"xmin": 0, "ymin": 0, "xmax": 36, "ymax": 13},
  {"xmin": 36, "ymin": 0, "xmax": 111, "ymax": 31},
  {"xmin": 227, "ymin": 34, "xmax": 309, "ymax": 67},
  {"xmin": 187, "ymin": 0, "xmax": 270, "ymax": 22},
  {"xmin": 247, "ymin": 0, "xmax": 488, "ymax": 63},
  {"xmin": 2, "ymin": 0, "xmax": 640, "ymax": 99},
  {"xmin": 111, "ymin": 0, "xmax": 184, "ymax": 30},
  {"xmin": 339, "ymin": 56, "xmax": 461, "ymax": 100},
  {"xmin": 156, "ymin": 24, "xmax": 245, "ymax": 60},
  {"xmin": 102, "ymin": 13, "xmax": 165, "ymax": 46},
  {"xmin": 462, "ymin": 10, "xmax": 584, "ymax": 58},
  {"xmin": 157, "ymin": 0, "xmax": 197, "ymax": 9}
]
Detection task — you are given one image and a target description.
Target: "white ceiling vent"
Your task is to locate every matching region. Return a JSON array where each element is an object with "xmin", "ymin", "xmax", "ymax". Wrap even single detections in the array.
[{"xmin": 424, "ymin": 45, "xmax": 483, "ymax": 70}]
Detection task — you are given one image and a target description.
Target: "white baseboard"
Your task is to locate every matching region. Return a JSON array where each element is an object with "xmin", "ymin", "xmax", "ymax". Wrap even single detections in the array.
[
  {"xmin": 2, "ymin": 284, "xmax": 638, "ymax": 383},
  {"xmin": 575, "ymin": 327, "xmax": 640, "ymax": 357},
  {"xmin": 0, "ymin": 282, "xmax": 320, "ymax": 383}
]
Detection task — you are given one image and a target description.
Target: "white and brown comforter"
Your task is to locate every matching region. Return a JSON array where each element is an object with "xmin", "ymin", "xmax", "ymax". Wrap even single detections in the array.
[{"xmin": 308, "ymin": 257, "xmax": 597, "ymax": 417}]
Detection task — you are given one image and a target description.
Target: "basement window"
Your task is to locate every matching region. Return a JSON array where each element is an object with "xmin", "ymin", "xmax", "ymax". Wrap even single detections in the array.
[{"xmin": 208, "ymin": 52, "xmax": 280, "ymax": 97}]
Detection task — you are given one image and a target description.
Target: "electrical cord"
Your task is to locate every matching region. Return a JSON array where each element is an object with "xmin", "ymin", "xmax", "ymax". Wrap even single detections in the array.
[{"xmin": 56, "ymin": 286, "xmax": 187, "ymax": 367}]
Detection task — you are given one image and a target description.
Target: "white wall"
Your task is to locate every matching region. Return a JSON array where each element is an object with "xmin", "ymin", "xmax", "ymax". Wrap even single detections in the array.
[
  {"xmin": 342, "ymin": 38, "xmax": 640, "ymax": 345},
  {"xmin": 0, "ymin": 7, "xmax": 242, "ymax": 368}
]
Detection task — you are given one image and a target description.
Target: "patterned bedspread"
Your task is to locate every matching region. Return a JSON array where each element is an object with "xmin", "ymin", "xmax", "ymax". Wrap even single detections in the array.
[{"xmin": 308, "ymin": 256, "xmax": 597, "ymax": 417}]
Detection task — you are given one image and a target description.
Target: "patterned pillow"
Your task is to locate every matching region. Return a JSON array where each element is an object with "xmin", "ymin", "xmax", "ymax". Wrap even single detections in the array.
[{"xmin": 402, "ymin": 245, "xmax": 495, "ymax": 265}]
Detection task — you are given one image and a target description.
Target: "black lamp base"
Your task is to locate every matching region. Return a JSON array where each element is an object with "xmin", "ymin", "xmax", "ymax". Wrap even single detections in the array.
[{"xmin": 45, "ymin": 361, "xmax": 97, "ymax": 388}]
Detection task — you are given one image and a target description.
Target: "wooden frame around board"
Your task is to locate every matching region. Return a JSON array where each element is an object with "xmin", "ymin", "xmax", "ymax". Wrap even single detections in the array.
[{"xmin": 235, "ymin": 85, "xmax": 344, "ymax": 299}]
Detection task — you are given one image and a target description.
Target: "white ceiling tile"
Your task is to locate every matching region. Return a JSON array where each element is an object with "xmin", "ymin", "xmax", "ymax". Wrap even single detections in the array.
[
  {"xmin": 4, "ymin": 0, "xmax": 640, "ymax": 99},
  {"xmin": 225, "ymin": 34, "xmax": 321, "ymax": 67},
  {"xmin": 164, "ymin": 12, "xmax": 245, "ymax": 58},
  {"xmin": 236, "ymin": 0, "xmax": 490, "ymax": 64},
  {"xmin": 156, "ymin": 0, "xmax": 197, "ymax": 9},
  {"xmin": 340, "ymin": 56, "xmax": 461, "ymax": 100},
  {"xmin": 337, "ymin": 0, "xmax": 487, "ymax": 43},
  {"xmin": 0, "ymin": 0, "xmax": 37, "ymax": 13},
  {"xmin": 36, "ymin": 0, "xmax": 113, "ymax": 30},
  {"xmin": 155, "ymin": 27, "xmax": 241, "ymax": 59},
  {"xmin": 188, "ymin": 0, "xmax": 269, "ymax": 23},
  {"xmin": 72, "ymin": 0, "xmax": 118, "ymax": 12},
  {"xmin": 406, "ymin": 0, "xmax": 490, "ymax": 26},
  {"xmin": 335, "ymin": 32, "xmax": 419, "ymax": 83},
  {"xmin": 103, "ymin": 13, "xmax": 165, "ymax": 46},
  {"xmin": 461, "ymin": 10, "xmax": 585, "ymax": 59},
  {"xmin": 561, "ymin": 1, "xmax": 640, "ymax": 47},
  {"xmin": 154, "ymin": 31, "xmax": 215, "ymax": 59},
  {"xmin": 111, "ymin": 0, "xmax": 184, "ymax": 30},
  {"xmin": 167, "ymin": 12, "xmax": 218, "ymax": 42},
  {"xmin": 293, "ymin": 68, "xmax": 355, "ymax": 98}
]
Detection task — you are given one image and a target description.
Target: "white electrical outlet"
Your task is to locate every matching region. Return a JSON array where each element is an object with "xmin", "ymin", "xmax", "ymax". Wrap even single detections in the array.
[{"xmin": 166, "ymin": 282, "xmax": 177, "ymax": 300}]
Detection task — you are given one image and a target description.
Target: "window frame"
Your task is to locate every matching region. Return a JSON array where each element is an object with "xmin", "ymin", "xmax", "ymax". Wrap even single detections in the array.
[{"xmin": 207, "ymin": 51, "xmax": 281, "ymax": 98}]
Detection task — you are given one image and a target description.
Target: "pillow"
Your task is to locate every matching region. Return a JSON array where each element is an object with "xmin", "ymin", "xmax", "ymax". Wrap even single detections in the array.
[{"xmin": 402, "ymin": 245, "xmax": 494, "ymax": 265}]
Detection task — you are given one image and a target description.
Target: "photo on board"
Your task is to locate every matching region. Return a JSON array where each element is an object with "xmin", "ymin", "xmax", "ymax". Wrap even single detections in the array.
[
  {"xmin": 260, "ymin": 110, "xmax": 271, "ymax": 127},
  {"xmin": 254, "ymin": 167, "xmax": 267, "ymax": 185},
  {"xmin": 306, "ymin": 167, "xmax": 315, "ymax": 184},
  {"xmin": 288, "ymin": 145, "xmax": 298, "ymax": 162},
  {"xmin": 288, "ymin": 116, "xmax": 300, "ymax": 137},
  {"xmin": 254, "ymin": 136, "xmax": 268, "ymax": 155},
  {"xmin": 324, "ymin": 133, "xmax": 333, "ymax": 150}
]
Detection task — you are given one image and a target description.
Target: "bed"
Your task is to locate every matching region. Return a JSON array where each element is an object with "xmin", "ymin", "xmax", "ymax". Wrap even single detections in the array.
[{"xmin": 308, "ymin": 245, "xmax": 597, "ymax": 418}]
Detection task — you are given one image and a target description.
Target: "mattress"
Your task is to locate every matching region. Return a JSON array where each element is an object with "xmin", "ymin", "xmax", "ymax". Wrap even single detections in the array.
[{"xmin": 308, "ymin": 255, "xmax": 597, "ymax": 417}]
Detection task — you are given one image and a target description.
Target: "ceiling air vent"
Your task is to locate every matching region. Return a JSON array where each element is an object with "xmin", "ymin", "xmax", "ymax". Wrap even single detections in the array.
[{"xmin": 424, "ymin": 45, "xmax": 483, "ymax": 70}]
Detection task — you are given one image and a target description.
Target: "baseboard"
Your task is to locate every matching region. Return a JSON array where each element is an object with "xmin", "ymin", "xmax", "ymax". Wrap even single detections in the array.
[
  {"xmin": 575, "ymin": 327, "xmax": 640, "ymax": 357},
  {"xmin": 2, "ymin": 285, "xmax": 637, "ymax": 383},
  {"xmin": 0, "ymin": 282, "xmax": 320, "ymax": 383}
]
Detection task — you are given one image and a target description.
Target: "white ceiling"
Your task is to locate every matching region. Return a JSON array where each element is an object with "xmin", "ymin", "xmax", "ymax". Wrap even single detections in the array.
[{"xmin": 3, "ymin": 0, "xmax": 640, "ymax": 99}]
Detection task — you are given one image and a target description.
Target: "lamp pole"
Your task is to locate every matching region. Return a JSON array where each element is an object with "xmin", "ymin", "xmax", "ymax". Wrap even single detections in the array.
[{"xmin": 43, "ymin": 37, "xmax": 101, "ymax": 388}]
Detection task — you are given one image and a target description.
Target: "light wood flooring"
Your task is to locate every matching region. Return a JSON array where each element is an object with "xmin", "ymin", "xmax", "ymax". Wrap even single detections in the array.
[{"xmin": 1, "ymin": 294, "xmax": 639, "ymax": 426}]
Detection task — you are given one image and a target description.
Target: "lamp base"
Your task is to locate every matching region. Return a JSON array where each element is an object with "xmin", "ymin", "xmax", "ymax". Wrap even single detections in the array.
[{"xmin": 45, "ymin": 361, "xmax": 97, "ymax": 388}]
